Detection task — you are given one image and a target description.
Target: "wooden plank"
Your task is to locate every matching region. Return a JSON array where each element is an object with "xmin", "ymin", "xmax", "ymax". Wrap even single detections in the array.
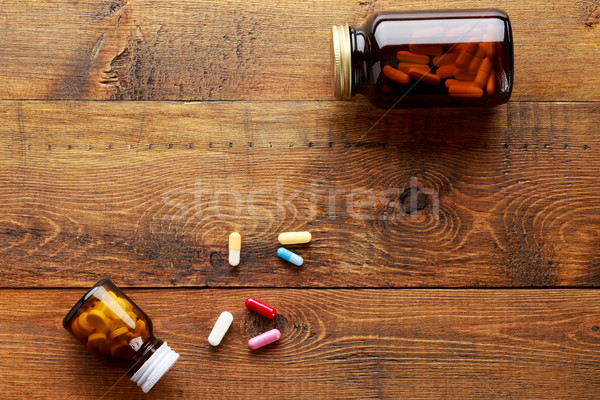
[
  {"xmin": 1, "ymin": 288, "xmax": 599, "ymax": 399},
  {"xmin": 0, "ymin": 101, "xmax": 599, "ymax": 288},
  {"xmin": 0, "ymin": 0, "xmax": 598, "ymax": 101}
]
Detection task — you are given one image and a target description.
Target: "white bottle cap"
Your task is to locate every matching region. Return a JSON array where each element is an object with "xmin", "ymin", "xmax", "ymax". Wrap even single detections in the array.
[{"xmin": 130, "ymin": 342, "xmax": 179, "ymax": 393}]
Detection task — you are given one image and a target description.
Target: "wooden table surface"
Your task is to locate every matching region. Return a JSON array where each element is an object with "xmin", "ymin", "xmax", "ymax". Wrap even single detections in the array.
[{"xmin": 1, "ymin": 1, "xmax": 599, "ymax": 399}]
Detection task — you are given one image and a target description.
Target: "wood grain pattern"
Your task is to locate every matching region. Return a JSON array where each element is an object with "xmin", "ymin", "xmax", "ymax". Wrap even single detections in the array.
[
  {"xmin": 2, "ymin": 0, "xmax": 599, "ymax": 397},
  {"xmin": 0, "ymin": 0, "xmax": 599, "ymax": 101},
  {"xmin": 1, "ymin": 288, "xmax": 600, "ymax": 399},
  {"xmin": 0, "ymin": 101, "xmax": 598, "ymax": 288}
]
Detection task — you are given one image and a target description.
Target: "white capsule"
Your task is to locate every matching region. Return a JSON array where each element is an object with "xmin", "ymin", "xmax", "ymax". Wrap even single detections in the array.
[
  {"xmin": 208, "ymin": 311, "xmax": 234, "ymax": 346},
  {"xmin": 228, "ymin": 232, "xmax": 241, "ymax": 266}
]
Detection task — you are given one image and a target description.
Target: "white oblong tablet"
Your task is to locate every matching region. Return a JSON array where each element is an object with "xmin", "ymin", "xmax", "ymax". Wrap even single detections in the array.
[{"xmin": 208, "ymin": 311, "xmax": 234, "ymax": 346}]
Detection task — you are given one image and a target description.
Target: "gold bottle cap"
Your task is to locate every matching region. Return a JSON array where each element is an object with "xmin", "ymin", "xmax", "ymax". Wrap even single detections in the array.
[{"xmin": 331, "ymin": 24, "xmax": 352, "ymax": 100}]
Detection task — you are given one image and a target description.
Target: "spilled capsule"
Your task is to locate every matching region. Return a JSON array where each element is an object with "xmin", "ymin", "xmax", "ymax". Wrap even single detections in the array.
[
  {"xmin": 248, "ymin": 329, "xmax": 281, "ymax": 350},
  {"xmin": 245, "ymin": 297, "xmax": 276, "ymax": 319},
  {"xmin": 277, "ymin": 247, "xmax": 303, "ymax": 266},
  {"xmin": 228, "ymin": 232, "xmax": 241, "ymax": 266},
  {"xmin": 208, "ymin": 311, "xmax": 233, "ymax": 346},
  {"xmin": 278, "ymin": 231, "xmax": 312, "ymax": 245}
]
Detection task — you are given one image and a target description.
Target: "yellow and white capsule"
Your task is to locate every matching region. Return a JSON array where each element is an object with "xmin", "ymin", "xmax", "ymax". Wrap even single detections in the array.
[
  {"xmin": 278, "ymin": 231, "xmax": 312, "ymax": 245},
  {"xmin": 228, "ymin": 232, "xmax": 241, "ymax": 266}
]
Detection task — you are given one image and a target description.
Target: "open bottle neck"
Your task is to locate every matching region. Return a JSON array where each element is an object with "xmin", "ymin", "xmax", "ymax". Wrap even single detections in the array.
[
  {"xmin": 331, "ymin": 24, "xmax": 370, "ymax": 99},
  {"xmin": 349, "ymin": 26, "xmax": 369, "ymax": 96}
]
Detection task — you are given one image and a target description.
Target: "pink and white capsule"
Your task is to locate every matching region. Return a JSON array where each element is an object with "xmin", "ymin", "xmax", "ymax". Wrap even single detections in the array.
[{"xmin": 248, "ymin": 329, "xmax": 281, "ymax": 350}]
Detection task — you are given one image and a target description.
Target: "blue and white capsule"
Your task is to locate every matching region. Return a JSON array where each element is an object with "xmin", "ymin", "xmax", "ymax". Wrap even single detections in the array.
[{"xmin": 277, "ymin": 247, "xmax": 303, "ymax": 266}]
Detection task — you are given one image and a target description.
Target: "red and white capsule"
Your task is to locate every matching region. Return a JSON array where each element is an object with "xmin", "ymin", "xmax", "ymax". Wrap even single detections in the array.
[
  {"xmin": 245, "ymin": 297, "xmax": 276, "ymax": 319},
  {"xmin": 248, "ymin": 329, "xmax": 281, "ymax": 350}
]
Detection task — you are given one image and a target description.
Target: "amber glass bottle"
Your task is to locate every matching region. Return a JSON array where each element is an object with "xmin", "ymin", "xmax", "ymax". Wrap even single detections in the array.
[
  {"xmin": 331, "ymin": 9, "xmax": 513, "ymax": 108},
  {"xmin": 63, "ymin": 279, "xmax": 179, "ymax": 393}
]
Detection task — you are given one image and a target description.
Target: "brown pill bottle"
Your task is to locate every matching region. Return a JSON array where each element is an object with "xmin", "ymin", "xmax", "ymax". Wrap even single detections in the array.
[
  {"xmin": 63, "ymin": 279, "xmax": 179, "ymax": 393},
  {"xmin": 331, "ymin": 9, "xmax": 513, "ymax": 108}
]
